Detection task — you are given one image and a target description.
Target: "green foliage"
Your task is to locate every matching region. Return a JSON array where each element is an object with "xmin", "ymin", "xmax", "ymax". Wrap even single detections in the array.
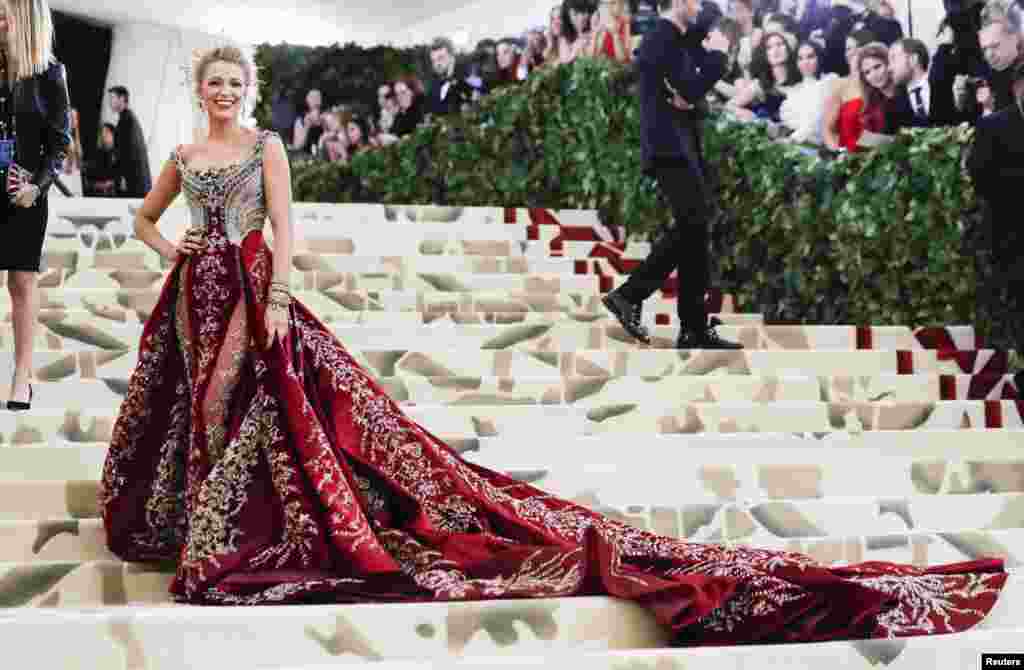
[
  {"xmin": 252, "ymin": 42, "xmax": 431, "ymax": 129},
  {"xmin": 283, "ymin": 57, "xmax": 987, "ymax": 329}
]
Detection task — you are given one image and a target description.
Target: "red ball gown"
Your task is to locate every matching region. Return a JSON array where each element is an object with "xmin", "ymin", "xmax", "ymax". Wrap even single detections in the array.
[{"xmin": 100, "ymin": 129, "xmax": 1007, "ymax": 646}]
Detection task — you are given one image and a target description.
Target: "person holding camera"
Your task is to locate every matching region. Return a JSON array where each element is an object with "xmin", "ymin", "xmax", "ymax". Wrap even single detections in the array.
[{"xmin": 603, "ymin": 0, "xmax": 742, "ymax": 349}]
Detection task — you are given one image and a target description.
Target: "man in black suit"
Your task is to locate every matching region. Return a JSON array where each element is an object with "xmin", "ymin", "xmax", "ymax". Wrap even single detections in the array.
[
  {"xmin": 603, "ymin": 0, "xmax": 742, "ymax": 349},
  {"xmin": 886, "ymin": 38, "xmax": 964, "ymax": 130},
  {"xmin": 107, "ymin": 85, "xmax": 151, "ymax": 198},
  {"xmin": 973, "ymin": 1, "xmax": 1024, "ymax": 114},
  {"xmin": 426, "ymin": 38, "xmax": 479, "ymax": 117},
  {"xmin": 966, "ymin": 59, "xmax": 1024, "ymax": 391}
]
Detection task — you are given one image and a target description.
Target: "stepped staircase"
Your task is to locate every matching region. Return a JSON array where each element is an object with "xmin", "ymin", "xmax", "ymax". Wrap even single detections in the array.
[{"xmin": 0, "ymin": 199, "xmax": 1022, "ymax": 669}]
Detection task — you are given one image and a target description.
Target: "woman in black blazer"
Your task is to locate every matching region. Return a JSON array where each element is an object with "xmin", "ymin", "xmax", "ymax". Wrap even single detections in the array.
[{"xmin": 0, "ymin": 0, "xmax": 72, "ymax": 410}]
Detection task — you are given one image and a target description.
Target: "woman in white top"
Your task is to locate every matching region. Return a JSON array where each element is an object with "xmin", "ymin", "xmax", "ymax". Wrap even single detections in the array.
[{"xmin": 779, "ymin": 40, "xmax": 838, "ymax": 145}]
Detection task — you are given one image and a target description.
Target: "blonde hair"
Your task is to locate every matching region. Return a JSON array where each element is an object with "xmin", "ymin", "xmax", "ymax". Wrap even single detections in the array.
[
  {"xmin": 1, "ymin": 0, "xmax": 55, "ymax": 86},
  {"xmin": 191, "ymin": 45, "xmax": 260, "ymax": 110}
]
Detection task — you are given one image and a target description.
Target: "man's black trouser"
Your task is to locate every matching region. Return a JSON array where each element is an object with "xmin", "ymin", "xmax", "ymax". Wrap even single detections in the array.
[
  {"xmin": 616, "ymin": 158, "xmax": 713, "ymax": 332},
  {"xmin": 983, "ymin": 218, "xmax": 1024, "ymax": 350}
]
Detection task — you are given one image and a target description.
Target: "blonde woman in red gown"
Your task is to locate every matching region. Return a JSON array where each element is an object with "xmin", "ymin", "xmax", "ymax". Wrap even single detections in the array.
[{"xmin": 100, "ymin": 45, "xmax": 1007, "ymax": 647}]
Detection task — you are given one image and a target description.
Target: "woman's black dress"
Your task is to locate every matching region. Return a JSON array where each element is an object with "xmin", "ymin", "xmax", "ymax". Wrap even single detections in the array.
[{"xmin": 0, "ymin": 78, "xmax": 49, "ymax": 273}]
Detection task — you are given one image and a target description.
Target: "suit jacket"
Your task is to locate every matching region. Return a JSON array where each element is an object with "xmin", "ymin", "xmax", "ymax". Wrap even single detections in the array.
[
  {"xmin": 11, "ymin": 59, "xmax": 72, "ymax": 197},
  {"xmin": 884, "ymin": 58, "xmax": 966, "ymax": 133},
  {"xmin": 967, "ymin": 103, "xmax": 1024, "ymax": 237},
  {"xmin": 635, "ymin": 17, "xmax": 727, "ymax": 178},
  {"xmin": 114, "ymin": 107, "xmax": 152, "ymax": 197},
  {"xmin": 427, "ymin": 74, "xmax": 478, "ymax": 117}
]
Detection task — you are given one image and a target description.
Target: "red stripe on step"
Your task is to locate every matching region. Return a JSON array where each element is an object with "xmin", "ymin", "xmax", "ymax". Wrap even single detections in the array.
[
  {"xmin": 656, "ymin": 314, "xmax": 670, "ymax": 326},
  {"xmin": 574, "ymin": 260, "xmax": 587, "ymax": 275},
  {"xmin": 504, "ymin": 208, "xmax": 516, "ymax": 224},
  {"xmin": 985, "ymin": 400, "xmax": 1003, "ymax": 428},
  {"xmin": 939, "ymin": 375, "xmax": 957, "ymax": 400},
  {"xmin": 857, "ymin": 326, "xmax": 873, "ymax": 350},
  {"xmin": 897, "ymin": 351, "xmax": 914, "ymax": 374}
]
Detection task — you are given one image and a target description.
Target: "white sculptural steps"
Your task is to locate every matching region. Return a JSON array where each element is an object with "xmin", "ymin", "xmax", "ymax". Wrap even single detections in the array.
[{"xmin": 0, "ymin": 199, "xmax": 1020, "ymax": 669}]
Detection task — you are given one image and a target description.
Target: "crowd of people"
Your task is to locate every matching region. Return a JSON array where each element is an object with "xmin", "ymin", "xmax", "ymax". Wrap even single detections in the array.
[{"xmin": 270, "ymin": 0, "xmax": 1023, "ymax": 165}]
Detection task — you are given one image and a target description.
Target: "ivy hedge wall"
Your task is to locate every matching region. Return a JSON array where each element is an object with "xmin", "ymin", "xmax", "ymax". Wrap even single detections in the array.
[{"xmin": 280, "ymin": 56, "xmax": 990, "ymax": 332}]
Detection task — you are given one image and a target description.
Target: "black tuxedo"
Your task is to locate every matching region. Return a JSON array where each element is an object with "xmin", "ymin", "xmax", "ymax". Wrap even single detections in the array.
[
  {"xmin": 967, "ymin": 103, "xmax": 1024, "ymax": 349},
  {"xmin": 114, "ymin": 107, "xmax": 152, "ymax": 198},
  {"xmin": 884, "ymin": 58, "xmax": 965, "ymax": 133},
  {"xmin": 617, "ymin": 15, "xmax": 728, "ymax": 332},
  {"xmin": 427, "ymin": 73, "xmax": 478, "ymax": 117}
]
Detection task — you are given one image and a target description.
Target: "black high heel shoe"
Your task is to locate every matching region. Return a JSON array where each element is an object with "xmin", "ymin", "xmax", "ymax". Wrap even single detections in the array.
[{"xmin": 7, "ymin": 383, "xmax": 32, "ymax": 411}]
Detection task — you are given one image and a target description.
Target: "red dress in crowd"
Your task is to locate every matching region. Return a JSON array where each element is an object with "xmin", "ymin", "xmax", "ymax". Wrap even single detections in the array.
[
  {"xmin": 837, "ymin": 97, "xmax": 887, "ymax": 152},
  {"xmin": 100, "ymin": 128, "xmax": 1007, "ymax": 646},
  {"xmin": 597, "ymin": 17, "xmax": 632, "ymax": 63}
]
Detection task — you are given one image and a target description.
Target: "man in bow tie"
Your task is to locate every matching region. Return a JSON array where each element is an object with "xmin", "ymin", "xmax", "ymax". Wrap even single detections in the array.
[{"xmin": 427, "ymin": 38, "xmax": 479, "ymax": 117}]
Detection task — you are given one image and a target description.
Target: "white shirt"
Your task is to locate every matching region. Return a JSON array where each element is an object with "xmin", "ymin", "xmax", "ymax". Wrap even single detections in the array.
[{"xmin": 908, "ymin": 76, "xmax": 930, "ymax": 117}]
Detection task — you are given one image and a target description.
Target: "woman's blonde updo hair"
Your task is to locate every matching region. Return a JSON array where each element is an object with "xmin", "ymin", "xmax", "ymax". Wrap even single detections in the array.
[{"xmin": 191, "ymin": 45, "xmax": 260, "ymax": 111}]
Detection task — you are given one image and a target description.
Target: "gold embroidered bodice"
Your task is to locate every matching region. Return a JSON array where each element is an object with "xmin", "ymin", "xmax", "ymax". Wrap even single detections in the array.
[{"xmin": 170, "ymin": 129, "xmax": 274, "ymax": 244}]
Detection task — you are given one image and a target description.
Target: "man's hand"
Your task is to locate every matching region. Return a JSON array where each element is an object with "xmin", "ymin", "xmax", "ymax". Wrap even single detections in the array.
[
  {"xmin": 664, "ymin": 78, "xmax": 694, "ymax": 110},
  {"xmin": 669, "ymin": 92, "xmax": 694, "ymax": 110},
  {"xmin": 704, "ymin": 28, "xmax": 731, "ymax": 55}
]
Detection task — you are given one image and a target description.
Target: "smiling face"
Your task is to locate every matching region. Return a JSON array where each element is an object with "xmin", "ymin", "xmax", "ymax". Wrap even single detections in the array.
[
  {"xmin": 860, "ymin": 55, "xmax": 889, "ymax": 91},
  {"xmin": 346, "ymin": 121, "xmax": 362, "ymax": 145},
  {"xmin": 200, "ymin": 61, "xmax": 247, "ymax": 121},
  {"xmin": 497, "ymin": 42, "xmax": 516, "ymax": 69},
  {"xmin": 431, "ymin": 46, "xmax": 454, "ymax": 77},
  {"xmin": 550, "ymin": 7, "xmax": 562, "ymax": 35},
  {"xmin": 570, "ymin": 8, "xmax": 589, "ymax": 32},
  {"xmin": 324, "ymin": 112, "xmax": 341, "ymax": 133},
  {"xmin": 394, "ymin": 81, "xmax": 413, "ymax": 111},
  {"xmin": 765, "ymin": 34, "xmax": 789, "ymax": 66},
  {"xmin": 797, "ymin": 43, "xmax": 819, "ymax": 78}
]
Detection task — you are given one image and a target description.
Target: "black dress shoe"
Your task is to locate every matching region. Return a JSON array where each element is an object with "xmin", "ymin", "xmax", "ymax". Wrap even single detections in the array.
[
  {"xmin": 602, "ymin": 290, "xmax": 652, "ymax": 344},
  {"xmin": 1015, "ymin": 370, "xmax": 1024, "ymax": 397},
  {"xmin": 7, "ymin": 383, "xmax": 32, "ymax": 411},
  {"xmin": 676, "ymin": 317, "xmax": 743, "ymax": 350}
]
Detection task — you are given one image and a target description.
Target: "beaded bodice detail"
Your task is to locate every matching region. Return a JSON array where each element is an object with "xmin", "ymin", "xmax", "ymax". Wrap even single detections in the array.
[{"xmin": 171, "ymin": 129, "xmax": 274, "ymax": 245}]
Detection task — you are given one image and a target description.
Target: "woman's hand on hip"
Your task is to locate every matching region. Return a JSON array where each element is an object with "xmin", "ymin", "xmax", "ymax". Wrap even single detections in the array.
[{"xmin": 170, "ymin": 227, "xmax": 205, "ymax": 260}]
